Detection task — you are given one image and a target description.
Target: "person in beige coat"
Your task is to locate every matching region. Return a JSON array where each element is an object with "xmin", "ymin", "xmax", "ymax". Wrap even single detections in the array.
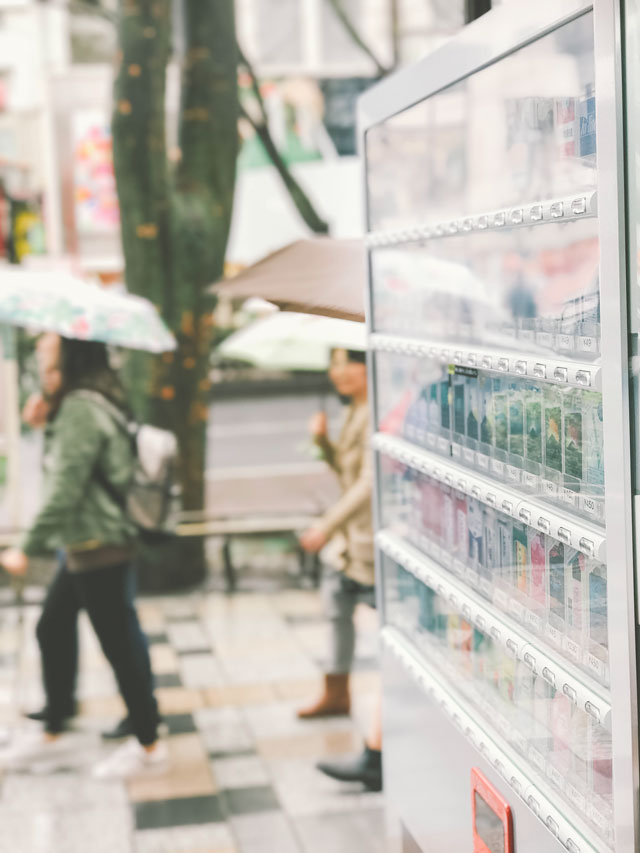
[{"xmin": 298, "ymin": 348, "xmax": 375, "ymax": 719}]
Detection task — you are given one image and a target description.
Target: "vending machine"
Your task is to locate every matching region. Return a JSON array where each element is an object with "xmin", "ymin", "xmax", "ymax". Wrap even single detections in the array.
[{"xmin": 359, "ymin": 2, "xmax": 639, "ymax": 851}]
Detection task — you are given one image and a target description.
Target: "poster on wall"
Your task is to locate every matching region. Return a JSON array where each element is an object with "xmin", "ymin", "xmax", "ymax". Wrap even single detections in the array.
[{"xmin": 72, "ymin": 110, "xmax": 120, "ymax": 234}]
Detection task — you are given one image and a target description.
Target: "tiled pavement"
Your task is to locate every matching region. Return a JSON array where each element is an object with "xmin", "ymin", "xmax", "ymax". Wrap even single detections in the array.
[{"xmin": 0, "ymin": 582, "xmax": 391, "ymax": 852}]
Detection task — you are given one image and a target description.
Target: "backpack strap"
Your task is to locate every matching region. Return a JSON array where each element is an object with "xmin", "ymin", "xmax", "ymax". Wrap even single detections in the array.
[{"xmin": 68, "ymin": 389, "xmax": 134, "ymax": 513}]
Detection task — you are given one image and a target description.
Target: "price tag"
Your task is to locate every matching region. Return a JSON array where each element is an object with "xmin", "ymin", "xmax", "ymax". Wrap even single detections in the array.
[
  {"xmin": 528, "ymin": 746, "xmax": 546, "ymax": 773},
  {"xmin": 566, "ymin": 783, "xmax": 586, "ymax": 813},
  {"xmin": 560, "ymin": 487, "xmax": 578, "ymax": 507},
  {"xmin": 542, "ymin": 479, "xmax": 558, "ymax": 498},
  {"xmin": 523, "ymin": 471, "xmax": 538, "ymax": 490},
  {"xmin": 494, "ymin": 589, "xmax": 509, "ymax": 610},
  {"xmin": 545, "ymin": 623, "xmax": 563, "ymax": 647},
  {"xmin": 581, "ymin": 495, "xmax": 598, "ymax": 516},
  {"xmin": 437, "ymin": 437, "xmax": 450, "ymax": 454},
  {"xmin": 536, "ymin": 332, "xmax": 555, "ymax": 348},
  {"xmin": 506, "ymin": 465, "xmax": 521, "ymax": 483},
  {"xmin": 585, "ymin": 651, "xmax": 606, "ymax": 680},
  {"xmin": 491, "ymin": 459, "xmax": 505, "ymax": 477},
  {"xmin": 556, "ymin": 334, "xmax": 574, "ymax": 352},
  {"xmin": 588, "ymin": 803, "xmax": 611, "ymax": 832},
  {"xmin": 525, "ymin": 610, "xmax": 543, "ymax": 633},
  {"xmin": 563, "ymin": 636, "xmax": 582, "ymax": 663},
  {"xmin": 465, "ymin": 568, "xmax": 479, "ymax": 588},
  {"xmin": 451, "ymin": 443, "xmax": 462, "ymax": 460},
  {"xmin": 477, "ymin": 454, "xmax": 489, "ymax": 472},
  {"xmin": 426, "ymin": 433, "xmax": 437, "ymax": 449},
  {"xmin": 578, "ymin": 335, "xmax": 599, "ymax": 354},
  {"xmin": 519, "ymin": 330, "xmax": 535, "ymax": 344},
  {"xmin": 509, "ymin": 599, "xmax": 526, "ymax": 622},
  {"xmin": 463, "ymin": 447, "xmax": 475, "ymax": 465},
  {"xmin": 480, "ymin": 579, "xmax": 493, "ymax": 598},
  {"xmin": 547, "ymin": 764, "xmax": 565, "ymax": 791}
]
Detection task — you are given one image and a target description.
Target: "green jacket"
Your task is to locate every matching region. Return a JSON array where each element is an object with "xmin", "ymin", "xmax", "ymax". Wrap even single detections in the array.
[{"xmin": 21, "ymin": 391, "xmax": 136, "ymax": 560}]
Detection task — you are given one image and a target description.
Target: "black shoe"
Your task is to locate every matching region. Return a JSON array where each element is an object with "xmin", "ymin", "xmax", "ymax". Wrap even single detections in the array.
[
  {"xmin": 316, "ymin": 745, "xmax": 383, "ymax": 791},
  {"xmin": 101, "ymin": 715, "xmax": 168, "ymax": 741},
  {"xmin": 24, "ymin": 705, "xmax": 77, "ymax": 726}
]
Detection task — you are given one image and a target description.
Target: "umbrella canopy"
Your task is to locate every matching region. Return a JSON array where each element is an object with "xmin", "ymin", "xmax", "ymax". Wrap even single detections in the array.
[
  {"xmin": 217, "ymin": 311, "xmax": 366, "ymax": 372},
  {"xmin": 211, "ymin": 238, "xmax": 367, "ymax": 322},
  {"xmin": 0, "ymin": 269, "xmax": 176, "ymax": 353}
]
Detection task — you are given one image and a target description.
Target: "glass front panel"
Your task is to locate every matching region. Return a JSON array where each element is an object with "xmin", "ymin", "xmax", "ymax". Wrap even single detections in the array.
[{"xmin": 384, "ymin": 555, "xmax": 613, "ymax": 846}]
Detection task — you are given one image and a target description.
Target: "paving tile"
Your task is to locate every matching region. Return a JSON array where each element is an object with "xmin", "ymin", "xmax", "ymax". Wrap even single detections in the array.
[
  {"xmin": 294, "ymin": 808, "xmax": 388, "ymax": 853},
  {"xmin": 167, "ymin": 622, "xmax": 211, "ymax": 654},
  {"xmin": 210, "ymin": 755, "xmax": 270, "ymax": 790},
  {"xmin": 156, "ymin": 687, "xmax": 206, "ymax": 715},
  {"xmin": 221, "ymin": 785, "xmax": 279, "ymax": 816},
  {"xmin": 266, "ymin": 756, "xmax": 384, "ymax": 819},
  {"xmin": 256, "ymin": 730, "xmax": 360, "ymax": 762},
  {"xmin": 155, "ymin": 672, "xmax": 184, "ymax": 689},
  {"xmin": 135, "ymin": 794, "xmax": 225, "ymax": 831},
  {"xmin": 134, "ymin": 822, "xmax": 236, "ymax": 853},
  {"xmin": 2, "ymin": 773, "xmax": 128, "ymax": 812},
  {"xmin": 79, "ymin": 695, "xmax": 127, "ymax": 719},
  {"xmin": 180, "ymin": 655, "xmax": 225, "ymax": 689},
  {"xmin": 201, "ymin": 723, "xmax": 254, "ymax": 757},
  {"xmin": 137, "ymin": 604, "xmax": 166, "ymax": 633},
  {"xmin": 164, "ymin": 714, "xmax": 198, "ymax": 736},
  {"xmin": 202, "ymin": 683, "xmax": 277, "ymax": 708},
  {"xmin": 128, "ymin": 734, "xmax": 217, "ymax": 804},
  {"xmin": 150, "ymin": 644, "xmax": 180, "ymax": 675},
  {"xmin": 0, "ymin": 806, "xmax": 133, "ymax": 853},
  {"xmin": 146, "ymin": 632, "xmax": 170, "ymax": 646},
  {"xmin": 230, "ymin": 810, "xmax": 300, "ymax": 853},
  {"xmin": 243, "ymin": 701, "xmax": 353, "ymax": 740}
]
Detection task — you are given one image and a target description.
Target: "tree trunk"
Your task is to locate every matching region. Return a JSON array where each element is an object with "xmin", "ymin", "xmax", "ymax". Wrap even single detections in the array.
[{"xmin": 112, "ymin": 0, "xmax": 238, "ymax": 590}]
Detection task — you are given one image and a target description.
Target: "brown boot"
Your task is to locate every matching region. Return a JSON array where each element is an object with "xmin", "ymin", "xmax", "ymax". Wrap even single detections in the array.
[{"xmin": 297, "ymin": 673, "xmax": 350, "ymax": 719}]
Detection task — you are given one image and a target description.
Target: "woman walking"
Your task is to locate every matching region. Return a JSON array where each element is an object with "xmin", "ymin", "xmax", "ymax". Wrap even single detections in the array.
[{"xmin": 0, "ymin": 335, "xmax": 166, "ymax": 778}]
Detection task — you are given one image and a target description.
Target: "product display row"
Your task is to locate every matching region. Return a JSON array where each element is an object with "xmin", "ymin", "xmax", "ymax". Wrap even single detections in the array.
[
  {"xmin": 369, "ymin": 221, "xmax": 601, "ymax": 358},
  {"xmin": 378, "ymin": 454, "xmax": 609, "ymax": 686},
  {"xmin": 375, "ymin": 352, "xmax": 605, "ymax": 523},
  {"xmin": 384, "ymin": 557, "xmax": 614, "ymax": 847}
]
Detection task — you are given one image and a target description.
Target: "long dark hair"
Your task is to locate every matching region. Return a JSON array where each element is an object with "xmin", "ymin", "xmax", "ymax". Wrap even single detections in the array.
[{"xmin": 51, "ymin": 337, "xmax": 127, "ymax": 416}]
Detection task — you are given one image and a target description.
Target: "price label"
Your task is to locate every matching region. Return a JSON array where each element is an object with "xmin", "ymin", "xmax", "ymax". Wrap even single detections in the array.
[
  {"xmin": 545, "ymin": 623, "xmax": 563, "ymax": 647},
  {"xmin": 581, "ymin": 495, "xmax": 598, "ymax": 516},
  {"xmin": 542, "ymin": 479, "xmax": 558, "ymax": 498},
  {"xmin": 437, "ymin": 437, "xmax": 450, "ymax": 454},
  {"xmin": 566, "ymin": 784, "xmax": 586, "ymax": 813},
  {"xmin": 463, "ymin": 448, "xmax": 475, "ymax": 465},
  {"xmin": 588, "ymin": 804, "xmax": 611, "ymax": 832},
  {"xmin": 526, "ymin": 610, "xmax": 543, "ymax": 633},
  {"xmin": 556, "ymin": 334, "xmax": 574, "ymax": 351},
  {"xmin": 563, "ymin": 636, "xmax": 582, "ymax": 662},
  {"xmin": 547, "ymin": 764, "xmax": 565, "ymax": 790},
  {"xmin": 494, "ymin": 589, "xmax": 509, "ymax": 610},
  {"xmin": 451, "ymin": 443, "xmax": 462, "ymax": 459},
  {"xmin": 506, "ymin": 465, "xmax": 520, "ymax": 483},
  {"xmin": 528, "ymin": 746, "xmax": 546, "ymax": 773},
  {"xmin": 477, "ymin": 454, "xmax": 489, "ymax": 472},
  {"xmin": 523, "ymin": 472, "xmax": 538, "ymax": 490},
  {"xmin": 465, "ymin": 568, "xmax": 480, "ymax": 588},
  {"xmin": 453, "ymin": 559, "xmax": 466, "ymax": 579},
  {"xmin": 519, "ymin": 330, "xmax": 535, "ymax": 344},
  {"xmin": 491, "ymin": 459, "xmax": 505, "ymax": 477},
  {"xmin": 585, "ymin": 651, "xmax": 606, "ymax": 680},
  {"xmin": 509, "ymin": 599, "xmax": 526, "ymax": 622},
  {"xmin": 536, "ymin": 332, "xmax": 555, "ymax": 348},
  {"xmin": 561, "ymin": 487, "xmax": 578, "ymax": 507},
  {"xmin": 578, "ymin": 335, "xmax": 599, "ymax": 354},
  {"xmin": 480, "ymin": 579, "xmax": 493, "ymax": 598},
  {"xmin": 426, "ymin": 433, "xmax": 437, "ymax": 449}
]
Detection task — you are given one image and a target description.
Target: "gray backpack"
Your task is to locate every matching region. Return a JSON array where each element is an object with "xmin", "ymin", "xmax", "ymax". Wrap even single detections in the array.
[{"xmin": 73, "ymin": 390, "xmax": 182, "ymax": 533}]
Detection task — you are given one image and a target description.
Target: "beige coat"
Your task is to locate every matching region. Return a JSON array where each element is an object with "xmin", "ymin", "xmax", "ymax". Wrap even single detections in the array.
[{"xmin": 315, "ymin": 401, "xmax": 375, "ymax": 586}]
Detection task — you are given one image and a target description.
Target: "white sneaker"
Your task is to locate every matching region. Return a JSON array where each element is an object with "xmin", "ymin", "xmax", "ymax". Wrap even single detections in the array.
[
  {"xmin": 92, "ymin": 738, "xmax": 169, "ymax": 780},
  {"xmin": 0, "ymin": 731, "xmax": 77, "ymax": 771}
]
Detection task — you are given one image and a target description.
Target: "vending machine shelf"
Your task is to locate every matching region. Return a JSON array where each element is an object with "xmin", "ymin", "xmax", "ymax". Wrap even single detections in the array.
[
  {"xmin": 377, "ymin": 530, "xmax": 612, "ymax": 721},
  {"xmin": 382, "ymin": 626, "xmax": 607, "ymax": 853},
  {"xmin": 370, "ymin": 333, "xmax": 602, "ymax": 390},
  {"xmin": 365, "ymin": 191, "xmax": 598, "ymax": 249},
  {"xmin": 373, "ymin": 434, "xmax": 607, "ymax": 556}
]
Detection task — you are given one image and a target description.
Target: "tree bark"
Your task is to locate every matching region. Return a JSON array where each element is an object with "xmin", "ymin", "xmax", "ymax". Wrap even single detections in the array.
[{"xmin": 112, "ymin": 0, "xmax": 238, "ymax": 589}]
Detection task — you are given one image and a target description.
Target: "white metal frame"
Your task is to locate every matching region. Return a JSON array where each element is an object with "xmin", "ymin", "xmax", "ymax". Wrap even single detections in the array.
[{"xmin": 358, "ymin": 1, "xmax": 640, "ymax": 850}]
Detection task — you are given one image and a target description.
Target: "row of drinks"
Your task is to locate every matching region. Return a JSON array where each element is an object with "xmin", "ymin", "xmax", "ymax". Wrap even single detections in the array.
[
  {"xmin": 376, "ymin": 352, "xmax": 605, "ymax": 523},
  {"xmin": 379, "ymin": 455, "xmax": 609, "ymax": 686},
  {"xmin": 384, "ymin": 557, "xmax": 613, "ymax": 845}
]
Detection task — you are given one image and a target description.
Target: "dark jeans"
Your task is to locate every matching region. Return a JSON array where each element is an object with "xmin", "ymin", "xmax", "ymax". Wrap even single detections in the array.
[{"xmin": 36, "ymin": 557, "xmax": 158, "ymax": 745}]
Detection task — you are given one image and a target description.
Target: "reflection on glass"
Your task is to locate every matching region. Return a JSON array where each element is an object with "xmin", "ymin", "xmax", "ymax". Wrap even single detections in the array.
[
  {"xmin": 370, "ymin": 220, "xmax": 600, "ymax": 356},
  {"xmin": 377, "ymin": 454, "xmax": 610, "ymax": 687},
  {"xmin": 365, "ymin": 13, "xmax": 596, "ymax": 231},
  {"xmin": 384, "ymin": 557, "xmax": 614, "ymax": 846}
]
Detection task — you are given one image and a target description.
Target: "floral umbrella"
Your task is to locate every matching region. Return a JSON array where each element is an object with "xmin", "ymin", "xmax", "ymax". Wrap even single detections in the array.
[{"xmin": 0, "ymin": 269, "xmax": 176, "ymax": 353}]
